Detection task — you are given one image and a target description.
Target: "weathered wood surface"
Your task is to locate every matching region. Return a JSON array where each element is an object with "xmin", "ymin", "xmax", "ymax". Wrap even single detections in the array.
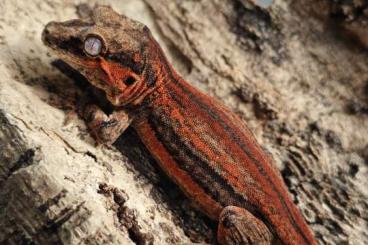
[{"xmin": 0, "ymin": 0, "xmax": 367, "ymax": 244}]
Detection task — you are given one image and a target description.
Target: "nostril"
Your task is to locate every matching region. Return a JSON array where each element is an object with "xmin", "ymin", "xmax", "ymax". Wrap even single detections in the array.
[{"xmin": 124, "ymin": 76, "xmax": 136, "ymax": 86}]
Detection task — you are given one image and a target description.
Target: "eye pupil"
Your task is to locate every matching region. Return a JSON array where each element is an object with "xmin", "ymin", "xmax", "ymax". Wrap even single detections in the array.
[
  {"xmin": 124, "ymin": 76, "xmax": 136, "ymax": 85},
  {"xmin": 84, "ymin": 36, "xmax": 102, "ymax": 56}
]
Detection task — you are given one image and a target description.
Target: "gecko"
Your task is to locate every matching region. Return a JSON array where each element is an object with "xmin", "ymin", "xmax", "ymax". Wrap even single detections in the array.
[{"xmin": 42, "ymin": 5, "xmax": 317, "ymax": 245}]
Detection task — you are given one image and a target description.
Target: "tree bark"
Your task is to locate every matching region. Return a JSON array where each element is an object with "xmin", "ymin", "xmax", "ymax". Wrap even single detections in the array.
[{"xmin": 0, "ymin": 0, "xmax": 367, "ymax": 244}]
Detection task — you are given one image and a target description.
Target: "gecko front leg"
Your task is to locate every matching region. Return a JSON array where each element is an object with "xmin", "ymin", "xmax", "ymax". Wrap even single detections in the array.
[
  {"xmin": 82, "ymin": 104, "xmax": 133, "ymax": 145},
  {"xmin": 218, "ymin": 206, "xmax": 275, "ymax": 245}
]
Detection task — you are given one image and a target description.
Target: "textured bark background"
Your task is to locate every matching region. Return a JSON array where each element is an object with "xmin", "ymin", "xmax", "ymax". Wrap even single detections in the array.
[{"xmin": 0, "ymin": 0, "xmax": 367, "ymax": 244}]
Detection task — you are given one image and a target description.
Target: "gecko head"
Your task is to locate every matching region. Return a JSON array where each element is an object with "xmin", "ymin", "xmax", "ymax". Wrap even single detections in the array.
[{"xmin": 42, "ymin": 5, "xmax": 163, "ymax": 107}]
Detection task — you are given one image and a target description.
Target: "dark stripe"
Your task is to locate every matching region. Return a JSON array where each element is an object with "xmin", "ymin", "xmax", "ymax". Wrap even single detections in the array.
[
  {"xmin": 46, "ymin": 36, "xmax": 85, "ymax": 58},
  {"xmin": 144, "ymin": 64, "xmax": 157, "ymax": 87},
  {"xmin": 147, "ymin": 104, "xmax": 265, "ymax": 221},
  {"xmin": 139, "ymin": 35, "xmax": 310, "ymax": 244},
  {"xmin": 167, "ymin": 86, "xmax": 270, "ymax": 199},
  {"xmin": 107, "ymin": 52, "xmax": 143, "ymax": 74},
  {"xmin": 172, "ymin": 80, "xmax": 310, "ymax": 244}
]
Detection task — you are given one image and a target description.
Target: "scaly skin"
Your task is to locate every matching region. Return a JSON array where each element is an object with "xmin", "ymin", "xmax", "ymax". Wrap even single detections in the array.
[{"xmin": 42, "ymin": 5, "xmax": 318, "ymax": 245}]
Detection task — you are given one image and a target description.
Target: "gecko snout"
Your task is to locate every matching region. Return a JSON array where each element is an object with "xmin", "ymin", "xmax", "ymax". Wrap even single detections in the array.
[{"xmin": 42, "ymin": 21, "xmax": 63, "ymax": 47}]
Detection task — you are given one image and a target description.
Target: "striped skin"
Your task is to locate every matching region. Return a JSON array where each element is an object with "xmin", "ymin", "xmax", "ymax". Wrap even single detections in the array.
[
  {"xmin": 133, "ymin": 68, "xmax": 317, "ymax": 245},
  {"xmin": 41, "ymin": 6, "xmax": 317, "ymax": 244}
]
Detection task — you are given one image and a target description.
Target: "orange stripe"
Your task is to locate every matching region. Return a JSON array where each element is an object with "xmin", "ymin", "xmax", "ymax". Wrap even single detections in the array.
[{"xmin": 135, "ymin": 119, "xmax": 223, "ymax": 220}]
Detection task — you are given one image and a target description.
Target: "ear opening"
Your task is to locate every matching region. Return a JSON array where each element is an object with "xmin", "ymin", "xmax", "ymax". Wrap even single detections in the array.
[{"xmin": 124, "ymin": 76, "xmax": 136, "ymax": 85}]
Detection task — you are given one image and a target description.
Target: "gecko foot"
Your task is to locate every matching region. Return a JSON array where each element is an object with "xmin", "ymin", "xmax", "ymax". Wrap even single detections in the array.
[
  {"xmin": 217, "ymin": 206, "xmax": 274, "ymax": 245},
  {"xmin": 80, "ymin": 104, "xmax": 132, "ymax": 145}
]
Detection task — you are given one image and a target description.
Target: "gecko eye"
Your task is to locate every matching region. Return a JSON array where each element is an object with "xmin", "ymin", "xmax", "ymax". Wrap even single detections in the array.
[{"xmin": 84, "ymin": 35, "xmax": 104, "ymax": 56}]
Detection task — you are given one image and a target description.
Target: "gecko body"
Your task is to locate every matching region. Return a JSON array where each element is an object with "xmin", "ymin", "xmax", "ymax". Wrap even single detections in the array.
[{"xmin": 42, "ymin": 5, "xmax": 317, "ymax": 245}]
